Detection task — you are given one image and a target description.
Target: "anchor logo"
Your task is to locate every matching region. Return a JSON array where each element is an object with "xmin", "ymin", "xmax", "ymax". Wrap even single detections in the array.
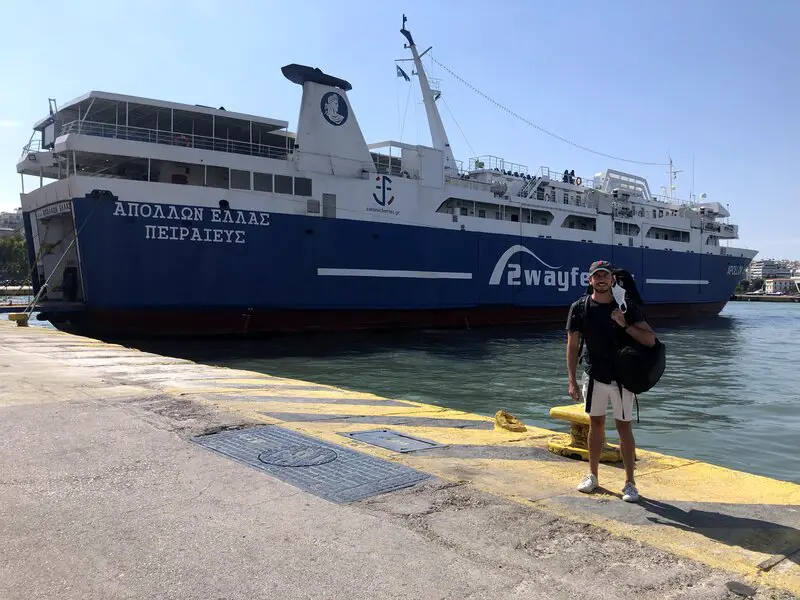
[{"xmin": 372, "ymin": 175, "xmax": 394, "ymax": 206}]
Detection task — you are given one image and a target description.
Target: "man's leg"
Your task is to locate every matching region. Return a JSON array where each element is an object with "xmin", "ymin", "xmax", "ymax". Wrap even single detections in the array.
[
  {"xmin": 614, "ymin": 418, "xmax": 636, "ymax": 484},
  {"xmin": 578, "ymin": 377, "xmax": 608, "ymax": 493},
  {"xmin": 588, "ymin": 415, "xmax": 606, "ymax": 478},
  {"xmin": 611, "ymin": 385, "xmax": 639, "ymax": 502}
]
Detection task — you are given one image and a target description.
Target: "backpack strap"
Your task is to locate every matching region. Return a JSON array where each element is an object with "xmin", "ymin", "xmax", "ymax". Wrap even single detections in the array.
[{"xmin": 577, "ymin": 294, "xmax": 590, "ymax": 364}]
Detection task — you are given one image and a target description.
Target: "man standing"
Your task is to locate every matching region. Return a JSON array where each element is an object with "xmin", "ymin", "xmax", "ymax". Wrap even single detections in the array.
[{"xmin": 565, "ymin": 260, "xmax": 656, "ymax": 502}]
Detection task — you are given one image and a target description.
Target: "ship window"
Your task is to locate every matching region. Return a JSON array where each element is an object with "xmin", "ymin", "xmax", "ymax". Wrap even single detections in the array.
[
  {"xmin": 460, "ymin": 207, "xmax": 468, "ymax": 216},
  {"xmin": 478, "ymin": 209, "xmax": 486, "ymax": 218},
  {"xmin": 230, "ymin": 169, "xmax": 251, "ymax": 190},
  {"xmin": 275, "ymin": 175, "xmax": 293, "ymax": 194},
  {"xmin": 206, "ymin": 165, "xmax": 228, "ymax": 189},
  {"xmin": 294, "ymin": 177, "xmax": 312, "ymax": 196},
  {"xmin": 253, "ymin": 172, "xmax": 273, "ymax": 192}
]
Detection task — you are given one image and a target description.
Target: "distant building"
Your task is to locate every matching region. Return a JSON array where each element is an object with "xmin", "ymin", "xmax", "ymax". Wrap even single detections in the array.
[
  {"xmin": 748, "ymin": 260, "xmax": 792, "ymax": 280},
  {"xmin": 764, "ymin": 278, "xmax": 797, "ymax": 294},
  {"xmin": 0, "ymin": 209, "xmax": 23, "ymax": 237}
]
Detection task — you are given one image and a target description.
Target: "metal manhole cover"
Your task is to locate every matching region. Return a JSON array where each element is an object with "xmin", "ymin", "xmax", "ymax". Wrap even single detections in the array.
[
  {"xmin": 258, "ymin": 444, "xmax": 338, "ymax": 467},
  {"xmin": 192, "ymin": 425, "xmax": 431, "ymax": 503}
]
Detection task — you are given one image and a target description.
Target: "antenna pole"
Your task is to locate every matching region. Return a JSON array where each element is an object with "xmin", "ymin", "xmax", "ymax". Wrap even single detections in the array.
[{"xmin": 669, "ymin": 157, "xmax": 672, "ymax": 201}]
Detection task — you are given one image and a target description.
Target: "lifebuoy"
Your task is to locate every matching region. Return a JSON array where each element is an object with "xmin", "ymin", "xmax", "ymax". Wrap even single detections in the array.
[{"xmin": 576, "ymin": 176, "xmax": 582, "ymax": 186}]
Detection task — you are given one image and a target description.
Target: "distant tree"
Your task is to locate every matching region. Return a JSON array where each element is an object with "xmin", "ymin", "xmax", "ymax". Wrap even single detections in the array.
[
  {"xmin": 0, "ymin": 234, "xmax": 29, "ymax": 283},
  {"xmin": 749, "ymin": 278, "xmax": 764, "ymax": 291},
  {"xmin": 736, "ymin": 279, "xmax": 749, "ymax": 293}
]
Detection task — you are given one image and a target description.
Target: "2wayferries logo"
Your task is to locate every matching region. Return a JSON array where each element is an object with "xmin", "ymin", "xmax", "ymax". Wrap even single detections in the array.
[
  {"xmin": 366, "ymin": 175, "xmax": 400, "ymax": 216},
  {"xmin": 489, "ymin": 245, "xmax": 590, "ymax": 292}
]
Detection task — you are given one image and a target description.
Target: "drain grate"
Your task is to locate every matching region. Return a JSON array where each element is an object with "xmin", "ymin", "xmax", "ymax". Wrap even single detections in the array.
[
  {"xmin": 193, "ymin": 425, "xmax": 431, "ymax": 503},
  {"xmin": 340, "ymin": 429, "xmax": 447, "ymax": 453}
]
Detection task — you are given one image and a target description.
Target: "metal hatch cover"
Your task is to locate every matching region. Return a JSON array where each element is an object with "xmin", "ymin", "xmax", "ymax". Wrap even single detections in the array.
[{"xmin": 341, "ymin": 429, "xmax": 447, "ymax": 453}]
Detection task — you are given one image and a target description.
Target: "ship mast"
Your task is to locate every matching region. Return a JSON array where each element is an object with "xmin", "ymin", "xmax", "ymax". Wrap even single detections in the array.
[
  {"xmin": 662, "ymin": 156, "xmax": 682, "ymax": 202},
  {"xmin": 400, "ymin": 15, "xmax": 457, "ymax": 173}
]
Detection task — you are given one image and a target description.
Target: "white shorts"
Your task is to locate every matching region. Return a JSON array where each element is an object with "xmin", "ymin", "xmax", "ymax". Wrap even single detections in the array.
[{"xmin": 581, "ymin": 375, "xmax": 635, "ymax": 422}]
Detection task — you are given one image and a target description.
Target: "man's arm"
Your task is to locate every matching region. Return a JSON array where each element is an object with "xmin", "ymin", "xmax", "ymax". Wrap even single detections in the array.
[
  {"xmin": 565, "ymin": 301, "xmax": 582, "ymax": 396},
  {"xmin": 615, "ymin": 303, "xmax": 656, "ymax": 347},
  {"xmin": 624, "ymin": 319, "xmax": 656, "ymax": 347},
  {"xmin": 567, "ymin": 330, "xmax": 581, "ymax": 384}
]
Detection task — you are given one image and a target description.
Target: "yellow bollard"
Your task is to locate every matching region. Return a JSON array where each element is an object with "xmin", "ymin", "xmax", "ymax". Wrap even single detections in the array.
[{"xmin": 548, "ymin": 403, "xmax": 623, "ymax": 462}]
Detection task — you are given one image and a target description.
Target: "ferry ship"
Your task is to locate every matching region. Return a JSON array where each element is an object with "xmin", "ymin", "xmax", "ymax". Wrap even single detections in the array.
[{"xmin": 16, "ymin": 17, "xmax": 756, "ymax": 336}]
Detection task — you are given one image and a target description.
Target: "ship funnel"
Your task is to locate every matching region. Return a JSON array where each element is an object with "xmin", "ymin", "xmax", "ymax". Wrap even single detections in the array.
[{"xmin": 282, "ymin": 64, "xmax": 374, "ymax": 176}]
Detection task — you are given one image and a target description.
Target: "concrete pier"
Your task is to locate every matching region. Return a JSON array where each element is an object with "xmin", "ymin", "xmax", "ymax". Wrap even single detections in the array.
[{"xmin": 1, "ymin": 321, "xmax": 798, "ymax": 599}]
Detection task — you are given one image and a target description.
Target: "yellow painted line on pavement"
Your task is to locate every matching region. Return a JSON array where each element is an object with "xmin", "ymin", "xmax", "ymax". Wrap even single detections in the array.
[
  {"xmin": 186, "ymin": 377, "xmax": 315, "ymax": 386},
  {"xmin": 206, "ymin": 400, "xmax": 481, "ymax": 419},
  {"xmin": 289, "ymin": 420, "xmax": 544, "ymax": 446},
  {"xmin": 165, "ymin": 386, "xmax": 392, "ymax": 400}
]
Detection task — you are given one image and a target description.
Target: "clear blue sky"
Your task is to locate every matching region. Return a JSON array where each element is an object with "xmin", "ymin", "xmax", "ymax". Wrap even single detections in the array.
[{"xmin": 1, "ymin": 0, "xmax": 797, "ymax": 259}]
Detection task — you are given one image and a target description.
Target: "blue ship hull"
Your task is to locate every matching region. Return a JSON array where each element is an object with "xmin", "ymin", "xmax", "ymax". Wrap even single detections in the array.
[{"xmin": 30, "ymin": 196, "xmax": 750, "ymax": 336}]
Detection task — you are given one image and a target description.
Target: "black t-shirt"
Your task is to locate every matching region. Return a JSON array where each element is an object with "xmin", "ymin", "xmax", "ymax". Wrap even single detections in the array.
[{"xmin": 566, "ymin": 295, "xmax": 646, "ymax": 384}]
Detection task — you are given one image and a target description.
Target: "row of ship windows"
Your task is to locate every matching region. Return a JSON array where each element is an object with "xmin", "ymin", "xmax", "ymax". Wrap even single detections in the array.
[
  {"xmin": 614, "ymin": 207, "xmax": 678, "ymax": 219},
  {"xmin": 454, "ymin": 205, "xmax": 690, "ymax": 241},
  {"xmin": 70, "ymin": 154, "xmax": 314, "ymax": 197},
  {"xmin": 171, "ymin": 166, "xmax": 312, "ymax": 197},
  {"xmin": 223, "ymin": 169, "xmax": 312, "ymax": 196}
]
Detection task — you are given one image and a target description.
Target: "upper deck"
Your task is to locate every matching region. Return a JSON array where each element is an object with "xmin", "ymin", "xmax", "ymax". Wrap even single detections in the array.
[{"xmin": 24, "ymin": 91, "xmax": 294, "ymax": 162}]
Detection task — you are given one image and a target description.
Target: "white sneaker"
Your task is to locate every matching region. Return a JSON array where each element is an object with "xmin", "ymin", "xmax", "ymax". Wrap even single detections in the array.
[
  {"xmin": 577, "ymin": 473, "xmax": 598, "ymax": 493},
  {"xmin": 622, "ymin": 481, "xmax": 640, "ymax": 502}
]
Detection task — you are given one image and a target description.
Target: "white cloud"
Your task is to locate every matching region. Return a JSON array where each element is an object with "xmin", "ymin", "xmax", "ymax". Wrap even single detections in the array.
[{"xmin": 0, "ymin": 120, "xmax": 22, "ymax": 128}]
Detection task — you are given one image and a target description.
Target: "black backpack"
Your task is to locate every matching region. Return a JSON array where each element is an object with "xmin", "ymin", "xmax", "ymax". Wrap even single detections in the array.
[{"xmin": 576, "ymin": 269, "xmax": 667, "ymax": 410}]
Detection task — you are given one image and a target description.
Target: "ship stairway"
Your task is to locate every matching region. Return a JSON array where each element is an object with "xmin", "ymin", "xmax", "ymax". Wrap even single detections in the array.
[{"xmin": 518, "ymin": 176, "xmax": 541, "ymax": 199}]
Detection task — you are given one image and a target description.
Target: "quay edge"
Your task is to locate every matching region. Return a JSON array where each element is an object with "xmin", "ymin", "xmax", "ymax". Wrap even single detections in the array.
[{"xmin": 1, "ymin": 320, "xmax": 798, "ymax": 598}]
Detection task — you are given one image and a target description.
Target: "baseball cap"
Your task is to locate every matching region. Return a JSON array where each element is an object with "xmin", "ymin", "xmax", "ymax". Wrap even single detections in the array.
[{"xmin": 588, "ymin": 260, "xmax": 613, "ymax": 276}]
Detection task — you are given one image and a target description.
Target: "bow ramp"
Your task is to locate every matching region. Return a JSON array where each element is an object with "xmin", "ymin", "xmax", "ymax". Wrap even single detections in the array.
[{"xmin": 281, "ymin": 64, "xmax": 374, "ymax": 178}]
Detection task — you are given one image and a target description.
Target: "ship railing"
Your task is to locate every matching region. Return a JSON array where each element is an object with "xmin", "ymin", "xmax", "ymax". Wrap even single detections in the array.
[
  {"xmin": 374, "ymin": 163, "xmax": 406, "ymax": 177},
  {"xmin": 59, "ymin": 120, "xmax": 289, "ymax": 160},
  {"xmin": 650, "ymin": 194, "xmax": 695, "ymax": 206},
  {"xmin": 20, "ymin": 139, "xmax": 43, "ymax": 158},
  {"xmin": 515, "ymin": 193, "xmax": 599, "ymax": 211},
  {"xmin": 469, "ymin": 155, "xmax": 529, "ymax": 176},
  {"xmin": 445, "ymin": 176, "xmax": 495, "ymax": 192},
  {"xmin": 536, "ymin": 166, "xmax": 600, "ymax": 189}
]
